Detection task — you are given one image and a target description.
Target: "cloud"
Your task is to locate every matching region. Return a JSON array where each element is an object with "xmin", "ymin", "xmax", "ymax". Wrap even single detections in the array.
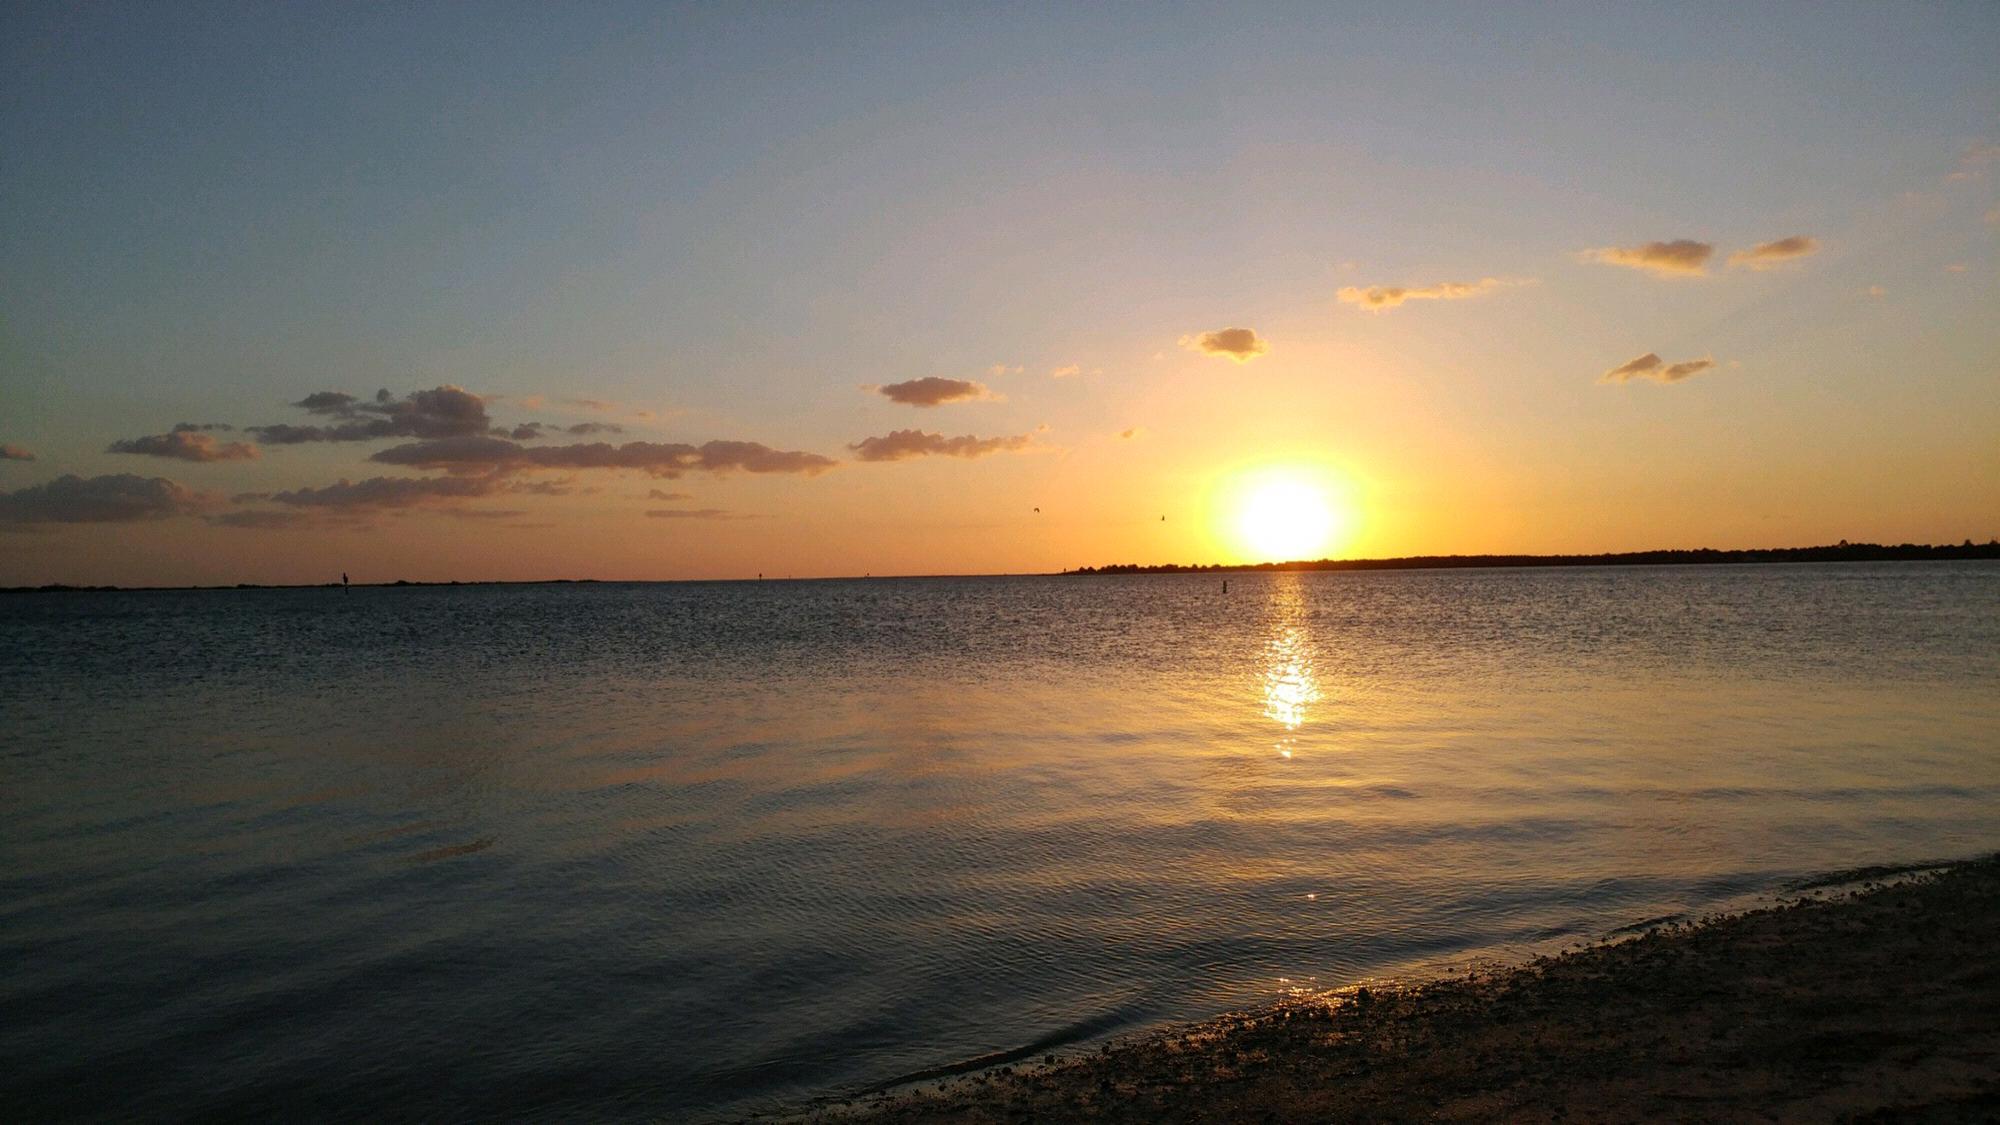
[
  {"xmin": 369, "ymin": 436, "xmax": 838, "ymax": 478},
  {"xmin": 1179, "ymin": 327, "xmax": 1269, "ymax": 362},
  {"xmin": 1944, "ymin": 263, "xmax": 1969, "ymax": 273},
  {"xmin": 848, "ymin": 429, "xmax": 1037, "ymax": 462},
  {"xmin": 563, "ymin": 397, "xmax": 619, "ymax": 412},
  {"xmin": 208, "ymin": 509, "xmax": 320, "ymax": 530},
  {"xmin": 107, "ymin": 429, "xmax": 259, "ymax": 462},
  {"xmin": 647, "ymin": 489, "xmax": 694, "ymax": 501},
  {"xmin": 1598, "ymin": 353, "xmax": 1719, "ymax": 384},
  {"xmin": 985, "ymin": 364, "xmax": 1023, "ymax": 378},
  {"xmin": 876, "ymin": 377, "xmax": 997, "ymax": 407},
  {"xmin": 1335, "ymin": 277, "xmax": 1518, "ymax": 311},
  {"xmin": 1580, "ymin": 239, "xmax": 1714, "ymax": 276},
  {"xmin": 437, "ymin": 508, "xmax": 527, "ymax": 520},
  {"xmin": 505, "ymin": 477, "xmax": 588, "ymax": 496},
  {"xmin": 1947, "ymin": 140, "xmax": 2000, "ymax": 180},
  {"xmin": 0, "ymin": 444, "xmax": 32, "ymax": 462},
  {"xmin": 1728, "ymin": 235, "xmax": 1820, "ymax": 270},
  {"xmin": 645, "ymin": 508, "xmax": 757, "ymax": 520},
  {"xmin": 0, "ymin": 473, "xmax": 215, "ymax": 524},
  {"xmin": 258, "ymin": 474, "xmax": 509, "ymax": 509},
  {"xmin": 249, "ymin": 386, "xmax": 492, "ymax": 444},
  {"xmin": 506, "ymin": 420, "xmax": 627, "ymax": 440},
  {"xmin": 1050, "ymin": 364, "xmax": 1082, "ymax": 378},
  {"xmin": 1866, "ymin": 285, "xmax": 1887, "ymax": 297}
]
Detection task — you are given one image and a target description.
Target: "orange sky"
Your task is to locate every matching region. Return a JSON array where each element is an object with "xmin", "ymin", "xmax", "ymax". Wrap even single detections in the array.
[{"xmin": 3, "ymin": 6, "xmax": 1996, "ymax": 584}]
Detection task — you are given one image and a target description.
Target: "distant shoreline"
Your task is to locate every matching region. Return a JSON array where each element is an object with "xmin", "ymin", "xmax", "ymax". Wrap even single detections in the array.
[
  {"xmin": 1067, "ymin": 539, "xmax": 2000, "ymax": 575},
  {"xmin": 3, "ymin": 540, "xmax": 1994, "ymax": 594}
]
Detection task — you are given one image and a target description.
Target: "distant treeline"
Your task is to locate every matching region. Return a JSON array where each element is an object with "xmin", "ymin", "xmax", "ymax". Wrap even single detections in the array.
[
  {"xmin": 1067, "ymin": 540, "xmax": 2000, "ymax": 576},
  {"xmin": 1, "ymin": 578, "xmax": 604, "ymax": 595}
]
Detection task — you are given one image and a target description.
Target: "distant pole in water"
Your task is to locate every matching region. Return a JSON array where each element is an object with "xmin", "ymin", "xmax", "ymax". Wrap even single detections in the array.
[
  {"xmin": 342, "ymin": 571, "xmax": 349, "ymax": 593},
  {"xmin": 1222, "ymin": 579, "xmax": 1228, "ymax": 594}
]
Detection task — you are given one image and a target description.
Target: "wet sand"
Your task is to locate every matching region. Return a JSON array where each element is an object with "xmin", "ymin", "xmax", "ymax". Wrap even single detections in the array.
[{"xmin": 794, "ymin": 855, "xmax": 2000, "ymax": 1122}]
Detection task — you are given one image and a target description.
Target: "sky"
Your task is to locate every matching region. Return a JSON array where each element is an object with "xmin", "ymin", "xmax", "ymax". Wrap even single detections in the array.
[{"xmin": 2, "ymin": 2, "xmax": 1996, "ymax": 585}]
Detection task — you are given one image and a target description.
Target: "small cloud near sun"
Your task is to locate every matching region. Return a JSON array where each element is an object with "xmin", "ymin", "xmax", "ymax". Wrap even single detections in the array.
[
  {"xmin": 1180, "ymin": 327, "xmax": 1269, "ymax": 363},
  {"xmin": 1728, "ymin": 235, "xmax": 1820, "ymax": 270},
  {"xmin": 985, "ymin": 364, "xmax": 1023, "ymax": 378},
  {"xmin": 1599, "ymin": 353, "xmax": 1719, "ymax": 385},
  {"xmin": 875, "ymin": 377, "xmax": 999, "ymax": 407},
  {"xmin": 1336, "ymin": 277, "xmax": 1520, "ymax": 311},
  {"xmin": 849, "ymin": 429, "xmax": 1038, "ymax": 462},
  {"xmin": 1580, "ymin": 239, "xmax": 1714, "ymax": 276}
]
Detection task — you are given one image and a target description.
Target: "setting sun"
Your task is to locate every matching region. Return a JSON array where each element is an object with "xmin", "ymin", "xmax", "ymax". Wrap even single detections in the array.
[{"xmin": 1232, "ymin": 472, "xmax": 1345, "ymax": 562}]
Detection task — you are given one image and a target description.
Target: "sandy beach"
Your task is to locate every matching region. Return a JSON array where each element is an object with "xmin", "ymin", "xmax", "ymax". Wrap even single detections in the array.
[{"xmin": 797, "ymin": 856, "xmax": 2000, "ymax": 1123}]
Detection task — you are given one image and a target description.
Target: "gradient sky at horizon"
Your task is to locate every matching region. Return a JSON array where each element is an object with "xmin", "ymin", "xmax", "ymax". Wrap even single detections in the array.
[{"xmin": 3, "ymin": 2, "xmax": 1996, "ymax": 584}]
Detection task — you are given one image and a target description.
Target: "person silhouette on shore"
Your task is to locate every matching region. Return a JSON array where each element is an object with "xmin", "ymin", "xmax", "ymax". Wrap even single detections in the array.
[{"xmin": 342, "ymin": 572, "xmax": 349, "ymax": 593}]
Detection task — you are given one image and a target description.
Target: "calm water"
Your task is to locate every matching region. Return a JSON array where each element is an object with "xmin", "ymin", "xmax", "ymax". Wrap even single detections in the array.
[{"xmin": 3, "ymin": 563, "xmax": 1997, "ymax": 1119}]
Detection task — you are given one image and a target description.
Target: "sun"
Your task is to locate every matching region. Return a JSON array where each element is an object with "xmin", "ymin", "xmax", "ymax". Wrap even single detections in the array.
[{"xmin": 1232, "ymin": 472, "xmax": 1343, "ymax": 562}]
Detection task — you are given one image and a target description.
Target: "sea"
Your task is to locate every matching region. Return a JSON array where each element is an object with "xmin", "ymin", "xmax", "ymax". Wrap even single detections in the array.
[{"xmin": 3, "ymin": 562, "xmax": 1996, "ymax": 1120}]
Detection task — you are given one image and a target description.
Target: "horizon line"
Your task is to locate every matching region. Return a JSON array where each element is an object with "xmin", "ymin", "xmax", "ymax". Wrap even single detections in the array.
[{"xmin": 5, "ymin": 538, "xmax": 1995, "ymax": 594}]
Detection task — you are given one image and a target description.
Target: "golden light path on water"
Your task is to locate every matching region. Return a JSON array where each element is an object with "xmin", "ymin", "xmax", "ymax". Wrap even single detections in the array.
[{"xmin": 1261, "ymin": 578, "xmax": 1322, "ymax": 759}]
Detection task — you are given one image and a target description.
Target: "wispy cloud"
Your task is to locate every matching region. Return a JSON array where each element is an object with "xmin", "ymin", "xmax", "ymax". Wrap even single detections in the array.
[
  {"xmin": 208, "ymin": 509, "xmax": 321, "ymax": 530},
  {"xmin": 1050, "ymin": 364, "xmax": 1082, "ymax": 378},
  {"xmin": 876, "ymin": 377, "xmax": 998, "ymax": 407},
  {"xmin": 370, "ymin": 436, "xmax": 838, "ymax": 478},
  {"xmin": 0, "ymin": 444, "xmax": 33, "ymax": 462},
  {"xmin": 644, "ymin": 508, "xmax": 761, "ymax": 520},
  {"xmin": 249, "ymin": 386, "xmax": 492, "ymax": 444},
  {"xmin": 254, "ymin": 474, "xmax": 509, "ymax": 509},
  {"xmin": 507, "ymin": 420, "xmax": 626, "ymax": 440},
  {"xmin": 647, "ymin": 489, "xmax": 693, "ymax": 501},
  {"xmin": 1335, "ymin": 277, "xmax": 1519, "ymax": 311},
  {"xmin": 1947, "ymin": 140, "xmax": 1999, "ymax": 181},
  {"xmin": 1599, "ymin": 353, "xmax": 1719, "ymax": 384},
  {"xmin": 0, "ymin": 473, "xmax": 215, "ymax": 525},
  {"xmin": 107, "ymin": 427, "xmax": 259, "ymax": 462},
  {"xmin": 1179, "ymin": 327, "xmax": 1269, "ymax": 362},
  {"xmin": 1580, "ymin": 239, "xmax": 1714, "ymax": 276},
  {"xmin": 1728, "ymin": 235, "xmax": 1820, "ymax": 270},
  {"xmin": 848, "ymin": 429, "xmax": 1037, "ymax": 462}
]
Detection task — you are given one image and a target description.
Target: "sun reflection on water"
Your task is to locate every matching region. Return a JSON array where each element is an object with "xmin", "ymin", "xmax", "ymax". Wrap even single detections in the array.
[
  {"xmin": 1259, "ymin": 578, "xmax": 1322, "ymax": 756},
  {"xmin": 1262, "ymin": 627, "xmax": 1320, "ymax": 731}
]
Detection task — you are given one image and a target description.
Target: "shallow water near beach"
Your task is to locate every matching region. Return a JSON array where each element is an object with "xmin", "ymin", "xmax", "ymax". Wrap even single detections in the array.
[{"xmin": 3, "ymin": 562, "xmax": 1997, "ymax": 1119}]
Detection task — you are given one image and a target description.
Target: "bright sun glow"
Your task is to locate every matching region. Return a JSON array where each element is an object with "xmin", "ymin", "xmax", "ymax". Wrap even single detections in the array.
[{"xmin": 1234, "ymin": 473, "xmax": 1341, "ymax": 561}]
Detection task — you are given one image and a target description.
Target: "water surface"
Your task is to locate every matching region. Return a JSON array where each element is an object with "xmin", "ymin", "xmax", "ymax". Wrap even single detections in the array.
[{"xmin": 3, "ymin": 563, "xmax": 1997, "ymax": 1119}]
